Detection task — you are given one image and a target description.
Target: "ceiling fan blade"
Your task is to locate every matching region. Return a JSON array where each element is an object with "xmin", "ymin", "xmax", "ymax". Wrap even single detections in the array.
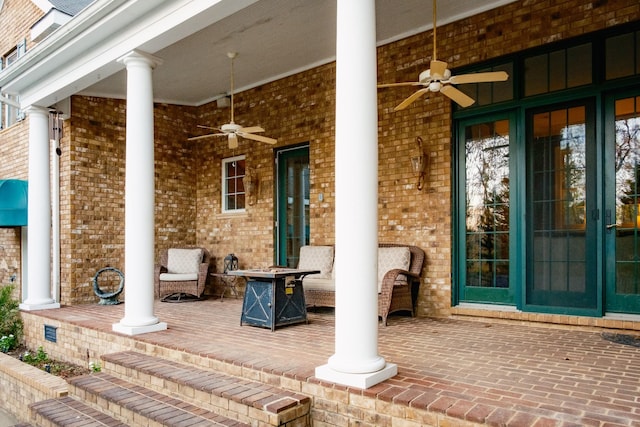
[
  {"xmin": 240, "ymin": 126, "xmax": 265, "ymax": 134},
  {"xmin": 378, "ymin": 82, "xmax": 422, "ymax": 88},
  {"xmin": 228, "ymin": 133, "xmax": 239, "ymax": 149},
  {"xmin": 197, "ymin": 125, "xmax": 218, "ymax": 130},
  {"xmin": 448, "ymin": 71, "xmax": 509, "ymax": 85},
  {"xmin": 429, "ymin": 60, "xmax": 448, "ymax": 79},
  {"xmin": 239, "ymin": 132, "xmax": 277, "ymax": 145},
  {"xmin": 393, "ymin": 88, "xmax": 430, "ymax": 111},
  {"xmin": 188, "ymin": 133, "xmax": 225, "ymax": 141},
  {"xmin": 440, "ymin": 85, "xmax": 475, "ymax": 107}
]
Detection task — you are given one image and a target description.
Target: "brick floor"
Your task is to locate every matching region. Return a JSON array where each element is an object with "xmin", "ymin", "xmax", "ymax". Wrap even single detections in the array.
[{"xmin": 28, "ymin": 298, "xmax": 640, "ymax": 426}]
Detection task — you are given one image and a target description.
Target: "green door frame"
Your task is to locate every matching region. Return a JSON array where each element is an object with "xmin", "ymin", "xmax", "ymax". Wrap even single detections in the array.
[
  {"xmin": 275, "ymin": 145, "xmax": 310, "ymax": 267},
  {"xmin": 454, "ymin": 111, "xmax": 519, "ymax": 306}
]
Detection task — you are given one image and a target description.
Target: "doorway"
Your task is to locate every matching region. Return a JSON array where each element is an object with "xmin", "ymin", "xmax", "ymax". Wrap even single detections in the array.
[
  {"xmin": 605, "ymin": 94, "xmax": 640, "ymax": 314},
  {"xmin": 275, "ymin": 145, "xmax": 310, "ymax": 267},
  {"xmin": 525, "ymin": 101, "xmax": 599, "ymax": 313}
]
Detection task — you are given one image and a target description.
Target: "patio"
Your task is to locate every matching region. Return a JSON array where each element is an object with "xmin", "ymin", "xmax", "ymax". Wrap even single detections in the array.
[{"xmin": 21, "ymin": 296, "xmax": 640, "ymax": 426}]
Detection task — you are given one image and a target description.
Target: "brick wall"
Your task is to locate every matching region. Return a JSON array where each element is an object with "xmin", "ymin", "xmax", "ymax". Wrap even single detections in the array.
[
  {"xmin": 195, "ymin": 63, "xmax": 337, "ymax": 273},
  {"xmin": 59, "ymin": 97, "xmax": 200, "ymax": 304},
  {"xmin": 0, "ymin": 351, "xmax": 69, "ymax": 424},
  {"xmin": 0, "ymin": 0, "xmax": 41, "ymax": 55},
  {"xmin": 5, "ymin": 0, "xmax": 639, "ymax": 315}
]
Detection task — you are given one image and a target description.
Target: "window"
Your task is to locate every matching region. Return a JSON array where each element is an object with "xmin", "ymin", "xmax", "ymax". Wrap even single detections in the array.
[
  {"xmin": 1, "ymin": 39, "xmax": 26, "ymax": 129},
  {"xmin": 524, "ymin": 43, "xmax": 592, "ymax": 96},
  {"xmin": 459, "ymin": 62, "xmax": 514, "ymax": 107},
  {"xmin": 605, "ymin": 30, "xmax": 640, "ymax": 80},
  {"xmin": 221, "ymin": 155, "xmax": 246, "ymax": 213}
]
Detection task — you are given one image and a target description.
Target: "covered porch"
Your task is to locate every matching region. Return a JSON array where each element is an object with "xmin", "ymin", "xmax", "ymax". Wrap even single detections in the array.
[{"xmin": 17, "ymin": 297, "xmax": 640, "ymax": 426}]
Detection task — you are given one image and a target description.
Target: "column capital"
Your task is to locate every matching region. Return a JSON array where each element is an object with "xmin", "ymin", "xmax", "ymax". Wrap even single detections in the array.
[
  {"xmin": 118, "ymin": 49, "xmax": 163, "ymax": 69},
  {"xmin": 23, "ymin": 105, "xmax": 49, "ymax": 116}
]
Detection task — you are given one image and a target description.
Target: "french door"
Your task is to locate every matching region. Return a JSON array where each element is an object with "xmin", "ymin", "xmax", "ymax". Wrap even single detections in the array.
[
  {"xmin": 525, "ymin": 101, "xmax": 599, "ymax": 314},
  {"xmin": 275, "ymin": 146, "xmax": 310, "ymax": 267},
  {"xmin": 605, "ymin": 94, "xmax": 640, "ymax": 313},
  {"xmin": 458, "ymin": 98, "xmax": 640, "ymax": 315},
  {"xmin": 457, "ymin": 113, "xmax": 516, "ymax": 304}
]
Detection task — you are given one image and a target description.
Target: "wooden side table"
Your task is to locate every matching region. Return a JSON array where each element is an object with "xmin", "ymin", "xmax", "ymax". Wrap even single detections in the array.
[{"xmin": 210, "ymin": 273, "xmax": 243, "ymax": 301}]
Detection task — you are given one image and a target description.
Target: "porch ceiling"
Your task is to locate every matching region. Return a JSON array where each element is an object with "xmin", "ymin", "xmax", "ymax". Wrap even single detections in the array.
[{"xmin": 79, "ymin": 0, "xmax": 517, "ymax": 107}]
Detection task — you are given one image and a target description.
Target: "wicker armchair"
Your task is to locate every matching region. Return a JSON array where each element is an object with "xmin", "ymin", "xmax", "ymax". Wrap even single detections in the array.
[
  {"xmin": 154, "ymin": 247, "xmax": 211, "ymax": 301},
  {"xmin": 377, "ymin": 244, "xmax": 425, "ymax": 326},
  {"xmin": 302, "ymin": 243, "xmax": 425, "ymax": 325}
]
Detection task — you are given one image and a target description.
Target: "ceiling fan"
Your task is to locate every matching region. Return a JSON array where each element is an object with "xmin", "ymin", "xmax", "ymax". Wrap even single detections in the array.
[
  {"xmin": 377, "ymin": 0, "xmax": 509, "ymax": 110},
  {"xmin": 188, "ymin": 52, "xmax": 277, "ymax": 149}
]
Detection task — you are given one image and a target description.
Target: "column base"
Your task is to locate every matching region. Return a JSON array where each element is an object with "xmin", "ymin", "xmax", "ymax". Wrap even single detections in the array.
[
  {"xmin": 19, "ymin": 302, "xmax": 60, "ymax": 311},
  {"xmin": 112, "ymin": 321, "xmax": 167, "ymax": 336},
  {"xmin": 315, "ymin": 362, "xmax": 397, "ymax": 389}
]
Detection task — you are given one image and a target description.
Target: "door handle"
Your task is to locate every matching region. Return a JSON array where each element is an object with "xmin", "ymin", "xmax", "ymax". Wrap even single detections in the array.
[{"xmin": 606, "ymin": 223, "xmax": 620, "ymax": 229}]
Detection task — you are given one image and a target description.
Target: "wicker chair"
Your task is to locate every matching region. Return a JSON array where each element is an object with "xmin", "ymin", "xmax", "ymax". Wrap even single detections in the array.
[
  {"xmin": 154, "ymin": 247, "xmax": 211, "ymax": 301},
  {"xmin": 377, "ymin": 244, "xmax": 425, "ymax": 326}
]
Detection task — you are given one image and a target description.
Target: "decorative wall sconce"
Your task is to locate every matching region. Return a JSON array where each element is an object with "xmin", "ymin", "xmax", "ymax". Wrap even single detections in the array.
[
  {"xmin": 411, "ymin": 136, "xmax": 427, "ymax": 191},
  {"xmin": 243, "ymin": 167, "xmax": 258, "ymax": 205}
]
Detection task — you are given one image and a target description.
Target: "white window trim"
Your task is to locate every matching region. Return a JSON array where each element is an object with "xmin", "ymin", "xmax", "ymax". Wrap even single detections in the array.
[{"xmin": 221, "ymin": 155, "xmax": 246, "ymax": 214}]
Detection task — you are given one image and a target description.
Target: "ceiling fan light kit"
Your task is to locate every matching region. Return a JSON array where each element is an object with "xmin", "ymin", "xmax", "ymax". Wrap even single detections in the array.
[
  {"xmin": 378, "ymin": 0, "xmax": 509, "ymax": 111},
  {"xmin": 188, "ymin": 52, "xmax": 277, "ymax": 148}
]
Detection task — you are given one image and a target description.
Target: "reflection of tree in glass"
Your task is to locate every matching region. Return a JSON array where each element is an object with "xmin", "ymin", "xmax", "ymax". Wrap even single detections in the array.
[
  {"xmin": 615, "ymin": 117, "xmax": 640, "ymax": 223},
  {"xmin": 465, "ymin": 121, "xmax": 510, "ymax": 287},
  {"xmin": 561, "ymin": 123, "xmax": 587, "ymax": 226},
  {"xmin": 465, "ymin": 126, "xmax": 509, "ymax": 234}
]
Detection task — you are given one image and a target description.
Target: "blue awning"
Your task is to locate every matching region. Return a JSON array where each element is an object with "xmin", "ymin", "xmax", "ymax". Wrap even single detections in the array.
[{"xmin": 0, "ymin": 179, "xmax": 28, "ymax": 227}]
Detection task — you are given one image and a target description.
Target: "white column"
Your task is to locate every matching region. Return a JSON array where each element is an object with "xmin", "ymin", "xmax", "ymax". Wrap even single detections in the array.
[
  {"xmin": 113, "ymin": 50, "xmax": 166, "ymax": 335},
  {"xmin": 20, "ymin": 106, "xmax": 60, "ymax": 311},
  {"xmin": 315, "ymin": 0, "xmax": 397, "ymax": 388}
]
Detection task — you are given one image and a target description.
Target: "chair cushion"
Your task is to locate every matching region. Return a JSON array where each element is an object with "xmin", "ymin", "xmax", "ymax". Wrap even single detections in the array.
[
  {"xmin": 297, "ymin": 245, "xmax": 334, "ymax": 279},
  {"xmin": 378, "ymin": 246, "xmax": 411, "ymax": 292},
  {"xmin": 159, "ymin": 272, "xmax": 198, "ymax": 281},
  {"xmin": 167, "ymin": 248, "xmax": 203, "ymax": 274},
  {"xmin": 302, "ymin": 276, "xmax": 335, "ymax": 292}
]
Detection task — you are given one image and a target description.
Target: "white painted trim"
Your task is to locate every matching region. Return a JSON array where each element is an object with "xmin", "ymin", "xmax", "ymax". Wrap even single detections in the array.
[{"xmin": 31, "ymin": 9, "xmax": 72, "ymax": 43}]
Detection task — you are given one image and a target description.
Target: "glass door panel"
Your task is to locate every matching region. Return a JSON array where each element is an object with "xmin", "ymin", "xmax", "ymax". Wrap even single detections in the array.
[
  {"xmin": 526, "ymin": 103, "xmax": 598, "ymax": 311},
  {"xmin": 606, "ymin": 95, "xmax": 640, "ymax": 313},
  {"xmin": 276, "ymin": 146, "xmax": 310, "ymax": 267},
  {"xmin": 460, "ymin": 118, "xmax": 514, "ymax": 304}
]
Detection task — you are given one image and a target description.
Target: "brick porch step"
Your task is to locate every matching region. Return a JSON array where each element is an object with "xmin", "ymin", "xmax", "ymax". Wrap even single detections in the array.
[
  {"xmin": 29, "ymin": 396, "xmax": 128, "ymax": 427},
  {"xmin": 68, "ymin": 373, "xmax": 248, "ymax": 426},
  {"xmin": 101, "ymin": 351, "xmax": 310, "ymax": 427}
]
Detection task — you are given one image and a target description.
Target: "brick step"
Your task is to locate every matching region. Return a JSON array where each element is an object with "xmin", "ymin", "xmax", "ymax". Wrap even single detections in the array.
[
  {"xmin": 68, "ymin": 373, "xmax": 248, "ymax": 427},
  {"xmin": 101, "ymin": 351, "xmax": 310, "ymax": 427},
  {"xmin": 29, "ymin": 396, "xmax": 127, "ymax": 427}
]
